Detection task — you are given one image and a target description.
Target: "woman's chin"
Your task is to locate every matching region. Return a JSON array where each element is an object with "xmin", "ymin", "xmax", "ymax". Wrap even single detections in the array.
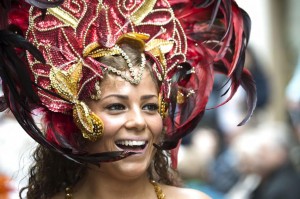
[
  {"xmin": 111, "ymin": 159, "xmax": 150, "ymax": 179},
  {"xmin": 105, "ymin": 143, "xmax": 154, "ymax": 178},
  {"xmin": 88, "ymin": 145, "xmax": 155, "ymax": 180}
]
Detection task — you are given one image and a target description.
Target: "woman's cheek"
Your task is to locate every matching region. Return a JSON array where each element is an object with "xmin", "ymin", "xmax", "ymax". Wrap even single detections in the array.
[{"xmin": 149, "ymin": 115, "xmax": 163, "ymax": 139}]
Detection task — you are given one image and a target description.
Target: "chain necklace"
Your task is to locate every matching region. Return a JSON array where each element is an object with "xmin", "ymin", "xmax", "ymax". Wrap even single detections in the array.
[{"xmin": 65, "ymin": 181, "xmax": 165, "ymax": 199}]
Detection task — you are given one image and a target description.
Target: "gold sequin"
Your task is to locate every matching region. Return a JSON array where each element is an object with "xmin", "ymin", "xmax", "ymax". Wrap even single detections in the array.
[
  {"xmin": 177, "ymin": 91, "xmax": 185, "ymax": 104},
  {"xmin": 158, "ymin": 94, "xmax": 168, "ymax": 119}
]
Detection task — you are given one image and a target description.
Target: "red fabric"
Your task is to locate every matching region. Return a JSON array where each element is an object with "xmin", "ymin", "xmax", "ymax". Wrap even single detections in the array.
[
  {"xmin": 43, "ymin": 111, "xmax": 80, "ymax": 149},
  {"xmin": 8, "ymin": 2, "xmax": 30, "ymax": 34}
]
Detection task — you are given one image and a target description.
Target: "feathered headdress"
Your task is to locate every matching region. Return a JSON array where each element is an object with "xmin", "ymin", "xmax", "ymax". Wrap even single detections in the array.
[{"xmin": 0, "ymin": 0, "xmax": 256, "ymax": 166}]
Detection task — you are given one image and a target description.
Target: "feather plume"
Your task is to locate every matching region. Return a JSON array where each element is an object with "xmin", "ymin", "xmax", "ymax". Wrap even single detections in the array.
[
  {"xmin": 158, "ymin": 0, "xmax": 256, "ymax": 151},
  {"xmin": 0, "ymin": 30, "xmax": 45, "ymax": 106}
]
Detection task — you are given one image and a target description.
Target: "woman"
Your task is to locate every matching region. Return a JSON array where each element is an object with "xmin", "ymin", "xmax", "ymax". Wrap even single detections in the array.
[{"xmin": 0, "ymin": 0, "xmax": 256, "ymax": 198}]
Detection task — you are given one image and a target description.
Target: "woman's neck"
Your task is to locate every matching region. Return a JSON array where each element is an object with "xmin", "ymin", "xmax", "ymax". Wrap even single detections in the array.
[{"xmin": 73, "ymin": 169, "xmax": 156, "ymax": 199}]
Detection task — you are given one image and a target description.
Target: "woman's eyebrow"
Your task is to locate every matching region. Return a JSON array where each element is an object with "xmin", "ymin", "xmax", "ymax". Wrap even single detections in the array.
[
  {"xmin": 141, "ymin": 95, "xmax": 158, "ymax": 100},
  {"xmin": 101, "ymin": 94, "xmax": 129, "ymax": 100},
  {"xmin": 101, "ymin": 94, "xmax": 157, "ymax": 100}
]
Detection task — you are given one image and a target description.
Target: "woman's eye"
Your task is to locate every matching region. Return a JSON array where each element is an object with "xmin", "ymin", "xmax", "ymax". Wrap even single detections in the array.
[
  {"xmin": 143, "ymin": 103, "xmax": 159, "ymax": 111},
  {"xmin": 106, "ymin": 103, "xmax": 126, "ymax": 111}
]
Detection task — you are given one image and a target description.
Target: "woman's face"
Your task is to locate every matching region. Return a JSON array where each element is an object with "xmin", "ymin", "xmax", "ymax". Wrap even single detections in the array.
[{"xmin": 86, "ymin": 70, "xmax": 163, "ymax": 180}]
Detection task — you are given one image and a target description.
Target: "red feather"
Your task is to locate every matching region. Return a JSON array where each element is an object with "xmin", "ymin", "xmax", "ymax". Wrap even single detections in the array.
[{"xmin": 160, "ymin": 0, "xmax": 256, "ymax": 154}]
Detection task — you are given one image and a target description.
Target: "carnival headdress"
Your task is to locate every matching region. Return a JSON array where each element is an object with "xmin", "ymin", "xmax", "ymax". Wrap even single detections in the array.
[{"xmin": 0, "ymin": 0, "xmax": 256, "ymax": 165}]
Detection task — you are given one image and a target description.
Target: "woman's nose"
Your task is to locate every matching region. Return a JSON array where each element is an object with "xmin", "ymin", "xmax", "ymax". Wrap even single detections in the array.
[{"xmin": 125, "ymin": 106, "xmax": 146, "ymax": 131}]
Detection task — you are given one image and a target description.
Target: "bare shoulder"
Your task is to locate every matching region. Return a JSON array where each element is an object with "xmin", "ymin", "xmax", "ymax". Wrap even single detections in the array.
[{"xmin": 161, "ymin": 184, "xmax": 211, "ymax": 199}]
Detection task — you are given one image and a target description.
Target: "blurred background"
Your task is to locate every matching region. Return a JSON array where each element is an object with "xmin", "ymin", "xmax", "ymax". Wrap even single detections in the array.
[
  {"xmin": 178, "ymin": 0, "xmax": 300, "ymax": 199},
  {"xmin": 1, "ymin": 0, "xmax": 300, "ymax": 198}
]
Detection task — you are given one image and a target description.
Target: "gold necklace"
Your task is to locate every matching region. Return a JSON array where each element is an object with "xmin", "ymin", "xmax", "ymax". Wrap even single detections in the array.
[{"xmin": 65, "ymin": 181, "xmax": 165, "ymax": 199}]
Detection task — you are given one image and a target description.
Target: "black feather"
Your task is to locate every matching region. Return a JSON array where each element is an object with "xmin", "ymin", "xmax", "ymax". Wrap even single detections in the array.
[
  {"xmin": 0, "ymin": 30, "xmax": 45, "ymax": 105},
  {"xmin": 237, "ymin": 70, "xmax": 257, "ymax": 126},
  {"xmin": 194, "ymin": 0, "xmax": 215, "ymax": 8},
  {"xmin": 0, "ymin": 96, "xmax": 7, "ymax": 111},
  {"xmin": 241, "ymin": 8, "xmax": 251, "ymax": 47},
  {"xmin": 25, "ymin": 0, "xmax": 64, "ymax": 9},
  {"xmin": 160, "ymin": 110, "xmax": 205, "ymax": 150},
  {"xmin": 0, "ymin": 30, "xmax": 45, "ymax": 62},
  {"xmin": 0, "ymin": 2, "xmax": 9, "ymax": 29},
  {"xmin": 0, "ymin": 0, "xmax": 11, "ymax": 8}
]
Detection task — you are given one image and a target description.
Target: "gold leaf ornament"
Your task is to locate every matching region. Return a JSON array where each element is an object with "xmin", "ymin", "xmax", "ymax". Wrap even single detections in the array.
[
  {"xmin": 130, "ymin": 0, "xmax": 157, "ymax": 25},
  {"xmin": 48, "ymin": 7, "xmax": 79, "ymax": 28},
  {"xmin": 73, "ymin": 102, "xmax": 104, "ymax": 141},
  {"xmin": 116, "ymin": 32, "xmax": 150, "ymax": 49},
  {"xmin": 145, "ymin": 39, "xmax": 174, "ymax": 56},
  {"xmin": 50, "ymin": 62, "xmax": 104, "ymax": 141},
  {"xmin": 145, "ymin": 39, "xmax": 174, "ymax": 75},
  {"xmin": 83, "ymin": 42, "xmax": 121, "ymax": 58},
  {"xmin": 49, "ymin": 62, "xmax": 83, "ymax": 102}
]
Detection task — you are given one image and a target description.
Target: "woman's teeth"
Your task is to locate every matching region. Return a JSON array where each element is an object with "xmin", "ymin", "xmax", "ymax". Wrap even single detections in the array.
[
  {"xmin": 116, "ymin": 140, "xmax": 146, "ymax": 146},
  {"xmin": 115, "ymin": 140, "xmax": 147, "ymax": 150}
]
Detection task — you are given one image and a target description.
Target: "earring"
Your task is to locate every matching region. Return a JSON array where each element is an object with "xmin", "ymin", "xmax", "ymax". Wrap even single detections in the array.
[{"xmin": 158, "ymin": 94, "xmax": 168, "ymax": 119}]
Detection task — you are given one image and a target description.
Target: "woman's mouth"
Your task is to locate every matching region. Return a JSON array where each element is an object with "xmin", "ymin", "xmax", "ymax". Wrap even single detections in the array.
[{"xmin": 115, "ymin": 140, "xmax": 148, "ymax": 152}]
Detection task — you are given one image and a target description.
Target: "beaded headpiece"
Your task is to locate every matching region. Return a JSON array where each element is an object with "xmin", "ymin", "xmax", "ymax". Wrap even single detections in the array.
[{"xmin": 0, "ymin": 0, "xmax": 256, "ymax": 165}]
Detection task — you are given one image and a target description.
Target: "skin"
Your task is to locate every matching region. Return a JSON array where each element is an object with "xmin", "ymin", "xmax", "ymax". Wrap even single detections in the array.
[
  {"xmin": 85, "ymin": 71, "xmax": 163, "ymax": 181},
  {"xmin": 52, "ymin": 71, "xmax": 210, "ymax": 199}
]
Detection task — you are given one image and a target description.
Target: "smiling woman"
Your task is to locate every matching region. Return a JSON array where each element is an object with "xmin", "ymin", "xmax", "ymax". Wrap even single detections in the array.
[
  {"xmin": 85, "ymin": 69, "xmax": 164, "ymax": 178},
  {"xmin": 0, "ymin": 0, "xmax": 256, "ymax": 198}
]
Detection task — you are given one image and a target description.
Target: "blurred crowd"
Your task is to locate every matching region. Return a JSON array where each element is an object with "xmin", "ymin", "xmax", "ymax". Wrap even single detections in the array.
[{"xmin": 178, "ymin": 48, "xmax": 300, "ymax": 199}]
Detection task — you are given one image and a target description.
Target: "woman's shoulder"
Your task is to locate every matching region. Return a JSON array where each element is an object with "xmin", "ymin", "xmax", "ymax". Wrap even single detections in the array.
[{"xmin": 161, "ymin": 184, "xmax": 211, "ymax": 199}]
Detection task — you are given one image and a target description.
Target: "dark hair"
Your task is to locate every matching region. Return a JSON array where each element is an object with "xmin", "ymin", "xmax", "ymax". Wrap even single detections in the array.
[
  {"xmin": 21, "ymin": 145, "xmax": 181, "ymax": 198},
  {"xmin": 21, "ymin": 41, "xmax": 181, "ymax": 199}
]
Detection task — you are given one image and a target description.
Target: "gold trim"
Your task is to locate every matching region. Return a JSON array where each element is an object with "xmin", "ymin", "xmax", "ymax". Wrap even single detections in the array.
[
  {"xmin": 48, "ymin": 7, "xmax": 79, "ymax": 28},
  {"xmin": 83, "ymin": 42, "xmax": 121, "ymax": 58},
  {"xmin": 146, "ymin": 39, "xmax": 174, "ymax": 56},
  {"xmin": 130, "ymin": 0, "xmax": 157, "ymax": 25}
]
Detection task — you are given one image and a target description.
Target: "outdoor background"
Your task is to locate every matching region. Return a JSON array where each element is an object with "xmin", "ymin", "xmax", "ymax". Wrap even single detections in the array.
[{"xmin": 1, "ymin": 0, "xmax": 300, "ymax": 198}]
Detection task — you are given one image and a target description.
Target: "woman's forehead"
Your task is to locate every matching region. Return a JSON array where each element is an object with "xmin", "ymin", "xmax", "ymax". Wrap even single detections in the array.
[{"xmin": 100, "ymin": 71, "xmax": 158, "ymax": 95}]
